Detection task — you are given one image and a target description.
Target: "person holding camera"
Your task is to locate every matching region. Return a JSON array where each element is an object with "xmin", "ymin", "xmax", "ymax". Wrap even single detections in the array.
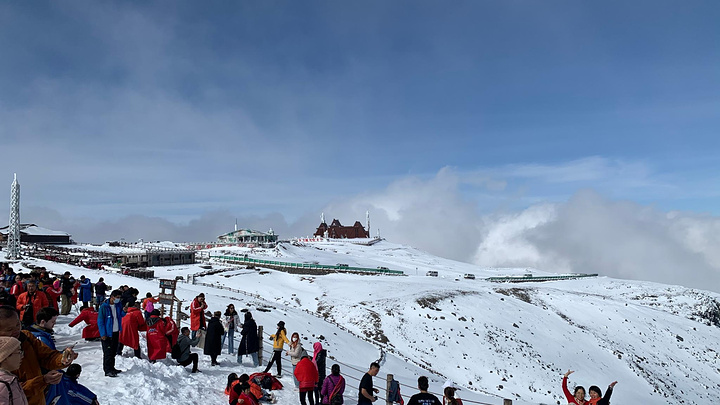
[{"xmin": 358, "ymin": 362, "xmax": 380, "ymax": 405}]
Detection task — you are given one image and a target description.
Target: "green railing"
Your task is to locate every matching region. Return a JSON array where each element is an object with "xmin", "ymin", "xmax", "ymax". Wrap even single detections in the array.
[
  {"xmin": 210, "ymin": 254, "xmax": 404, "ymax": 275},
  {"xmin": 486, "ymin": 273, "xmax": 598, "ymax": 283}
]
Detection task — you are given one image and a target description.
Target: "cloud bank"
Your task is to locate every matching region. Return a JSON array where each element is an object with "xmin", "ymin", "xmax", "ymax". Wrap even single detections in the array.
[{"xmin": 6, "ymin": 166, "xmax": 720, "ymax": 293}]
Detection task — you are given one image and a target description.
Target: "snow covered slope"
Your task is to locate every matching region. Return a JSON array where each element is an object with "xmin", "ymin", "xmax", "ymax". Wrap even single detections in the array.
[{"xmin": 10, "ymin": 240, "xmax": 720, "ymax": 404}]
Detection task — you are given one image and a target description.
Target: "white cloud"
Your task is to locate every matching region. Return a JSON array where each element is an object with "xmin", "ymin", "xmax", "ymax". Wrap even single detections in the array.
[{"xmin": 473, "ymin": 190, "xmax": 720, "ymax": 292}]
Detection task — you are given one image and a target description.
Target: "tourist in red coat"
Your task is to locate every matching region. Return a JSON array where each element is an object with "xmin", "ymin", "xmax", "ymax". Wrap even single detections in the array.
[
  {"xmin": 164, "ymin": 316, "xmax": 179, "ymax": 351},
  {"xmin": 71, "ymin": 279, "xmax": 80, "ymax": 305},
  {"xmin": 146, "ymin": 310, "xmax": 168, "ymax": 361},
  {"xmin": 44, "ymin": 283, "xmax": 61, "ymax": 311},
  {"xmin": 119, "ymin": 304, "xmax": 147, "ymax": 359},
  {"xmin": 294, "ymin": 354, "xmax": 319, "ymax": 405},
  {"xmin": 68, "ymin": 306, "xmax": 100, "ymax": 340},
  {"xmin": 9, "ymin": 276, "xmax": 24, "ymax": 298},
  {"xmin": 189, "ymin": 293, "xmax": 207, "ymax": 339}
]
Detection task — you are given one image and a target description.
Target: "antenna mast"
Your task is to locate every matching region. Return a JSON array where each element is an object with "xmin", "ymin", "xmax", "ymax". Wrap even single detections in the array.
[{"xmin": 6, "ymin": 174, "xmax": 21, "ymax": 259}]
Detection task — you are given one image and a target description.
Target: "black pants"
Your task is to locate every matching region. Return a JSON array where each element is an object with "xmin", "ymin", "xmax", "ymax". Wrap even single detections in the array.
[
  {"xmin": 101, "ymin": 332, "xmax": 119, "ymax": 373},
  {"xmin": 134, "ymin": 348, "xmax": 142, "ymax": 359},
  {"xmin": 300, "ymin": 390, "xmax": 315, "ymax": 405},
  {"xmin": 179, "ymin": 353, "xmax": 199, "ymax": 372},
  {"xmin": 263, "ymin": 350, "xmax": 282, "ymax": 375}
]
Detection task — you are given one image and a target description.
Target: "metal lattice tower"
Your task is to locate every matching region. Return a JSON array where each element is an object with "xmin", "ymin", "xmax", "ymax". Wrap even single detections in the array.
[{"xmin": 6, "ymin": 173, "xmax": 20, "ymax": 259}]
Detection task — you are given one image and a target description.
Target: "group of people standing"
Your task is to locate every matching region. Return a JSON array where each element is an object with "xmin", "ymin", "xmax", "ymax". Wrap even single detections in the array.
[{"xmin": 0, "ymin": 264, "xmax": 98, "ymax": 405}]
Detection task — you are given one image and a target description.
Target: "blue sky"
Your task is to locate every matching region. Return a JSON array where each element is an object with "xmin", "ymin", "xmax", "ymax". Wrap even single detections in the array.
[{"xmin": 1, "ymin": 2, "xmax": 720, "ymax": 289}]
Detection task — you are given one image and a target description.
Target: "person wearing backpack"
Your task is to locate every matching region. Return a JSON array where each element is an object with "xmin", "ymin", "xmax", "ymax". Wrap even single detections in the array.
[
  {"xmin": 0, "ymin": 336, "xmax": 28, "ymax": 405},
  {"xmin": 175, "ymin": 327, "xmax": 200, "ymax": 373},
  {"xmin": 320, "ymin": 364, "xmax": 345, "ymax": 405}
]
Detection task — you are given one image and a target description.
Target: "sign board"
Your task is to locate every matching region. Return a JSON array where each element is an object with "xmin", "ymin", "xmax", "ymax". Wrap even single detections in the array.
[
  {"xmin": 159, "ymin": 279, "xmax": 177, "ymax": 290},
  {"xmin": 158, "ymin": 293, "xmax": 174, "ymax": 305}
]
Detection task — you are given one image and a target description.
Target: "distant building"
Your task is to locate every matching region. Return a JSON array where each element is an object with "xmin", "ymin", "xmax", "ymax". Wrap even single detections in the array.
[
  {"xmin": 314, "ymin": 214, "xmax": 370, "ymax": 239},
  {"xmin": 218, "ymin": 228, "xmax": 278, "ymax": 245},
  {"xmin": 117, "ymin": 250, "xmax": 196, "ymax": 268},
  {"xmin": 0, "ymin": 223, "xmax": 72, "ymax": 245}
]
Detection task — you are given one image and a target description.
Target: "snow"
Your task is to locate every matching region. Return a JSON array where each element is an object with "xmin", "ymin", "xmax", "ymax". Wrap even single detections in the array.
[
  {"xmin": 20, "ymin": 225, "xmax": 70, "ymax": 236},
  {"xmin": 7, "ymin": 240, "xmax": 720, "ymax": 404}
]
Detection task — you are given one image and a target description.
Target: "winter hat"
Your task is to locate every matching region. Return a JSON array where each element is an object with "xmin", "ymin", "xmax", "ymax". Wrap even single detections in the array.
[
  {"xmin": 442, "ymin": 380, "xmax": 461, "ymax": 390},
  {"xmin": 277, "ymin": 321, "xmax": 285, "ymax": 328},
  {"xmin": 0, "ymin": 337, "xmax": 21, "ymax": 363}
]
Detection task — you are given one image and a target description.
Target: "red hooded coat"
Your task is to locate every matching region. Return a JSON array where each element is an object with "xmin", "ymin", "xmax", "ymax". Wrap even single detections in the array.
[
  {"xmin": 146, "ymin": 315, "xmax": 168, "ymax": 360},
  {"xmin": 119, "ymin": 307, "xmax": 147, "ymax": 350},
  {"xmin": 164, "ymin": 316, "xmax": 179, "ymax": 350},
  {"xmin": 294, "ymin": 357, "xmax": 319, "ymax": 392},
  {"xmin": 190, "ymin": 297, "xmax": 207, "ymax": 331},
  {"xmin": 68, "ymin": 307, "xmax": 100, "ymax": 339},
  {"xmin": 43, "ymin": 285, "xmax": 61, "ymax": 311}
]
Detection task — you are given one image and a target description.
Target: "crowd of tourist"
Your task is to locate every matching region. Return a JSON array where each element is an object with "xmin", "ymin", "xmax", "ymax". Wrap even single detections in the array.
[{"xmin": 0, "ymin": 262, "xmax": 616, "ymax": 405}]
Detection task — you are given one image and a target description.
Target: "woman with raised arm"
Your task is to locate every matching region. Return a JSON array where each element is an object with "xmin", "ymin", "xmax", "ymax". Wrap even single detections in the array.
[
  {"xmin": 562, "ymin": 370, "xmax": 587, "ymax": 405},
  {"xmin": 588, "ymin": 381, "xmax": 618, "ymax": 405}
]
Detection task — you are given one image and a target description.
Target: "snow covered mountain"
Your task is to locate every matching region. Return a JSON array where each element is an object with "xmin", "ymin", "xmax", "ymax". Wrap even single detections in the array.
[{"xmin": 14, "ymin": 240, "xmax": 720, "ymax": 404}]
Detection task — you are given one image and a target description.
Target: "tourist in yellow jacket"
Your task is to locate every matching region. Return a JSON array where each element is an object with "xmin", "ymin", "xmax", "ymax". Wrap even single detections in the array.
[{"xmin": 262, "ymin": 321, "xmax": 289, "ymax": 377}]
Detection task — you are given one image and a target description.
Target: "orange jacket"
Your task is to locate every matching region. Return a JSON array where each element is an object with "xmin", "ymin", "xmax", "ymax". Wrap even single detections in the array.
[
  {"xmin": 16, "ymin": 291, "xmax": 49, "ymax": 324},
  {"xmin": 16, "ymin": 331, "xmax": 66, "ymax": 405}
]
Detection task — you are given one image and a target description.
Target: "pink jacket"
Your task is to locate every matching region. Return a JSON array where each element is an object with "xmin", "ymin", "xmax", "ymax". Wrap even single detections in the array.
[{"xmin": 0, "ymin": 369, "xmax": 29, "ymax": 405}]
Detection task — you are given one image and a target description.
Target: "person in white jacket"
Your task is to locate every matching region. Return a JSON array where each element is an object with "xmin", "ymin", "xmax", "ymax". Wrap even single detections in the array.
[
  {"xmin": 222, "ymin": 304, "xmax": 241, "ymax": 354},
  {"xmin": 286, "ymin": 332, "xmax": 305, "ymax": 388}
]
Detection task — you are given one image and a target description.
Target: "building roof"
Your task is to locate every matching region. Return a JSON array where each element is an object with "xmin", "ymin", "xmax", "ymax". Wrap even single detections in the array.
[
  {"xmin": 0, "ymin": 223, "xmax": 71, "ymax": 237},
  {"xmin": 218, "ymin": 229, "xmax": 275, "ymax": 239}
]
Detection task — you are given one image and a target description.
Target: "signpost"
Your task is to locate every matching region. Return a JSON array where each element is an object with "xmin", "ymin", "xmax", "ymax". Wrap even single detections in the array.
[{"xmin": 159, "ymin": 279, "xmax": 179, "ymax": 321}]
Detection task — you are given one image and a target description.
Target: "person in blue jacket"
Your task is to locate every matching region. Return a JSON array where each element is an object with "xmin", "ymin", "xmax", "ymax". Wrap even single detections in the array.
[
  {"xmin": 28, "ymin": 307, "xmax": 59, "ymax": 349},
  {"xmin": 97, "ymin": 289, "xmax": 125, "ymax": 377},
  {"xmin": 78, "ymin": 276, "xmax": 92, "ymax": 308},
  {"xmin": 46, "ymin": 364, "xmax": 99, "ymax": 405}
]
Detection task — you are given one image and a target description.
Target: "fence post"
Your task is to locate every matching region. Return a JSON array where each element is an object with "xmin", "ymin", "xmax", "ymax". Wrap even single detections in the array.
[
  {"xmin": 258, "ymin": 325, "xmax": 264, "ymax": 366},
  {"xmin": 386, "ymin": 374, "xmax": 393, "ymax": 405},
  {"xmin": 503, "ymin": 399, "xmax": 512, "ymax": 405}
]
